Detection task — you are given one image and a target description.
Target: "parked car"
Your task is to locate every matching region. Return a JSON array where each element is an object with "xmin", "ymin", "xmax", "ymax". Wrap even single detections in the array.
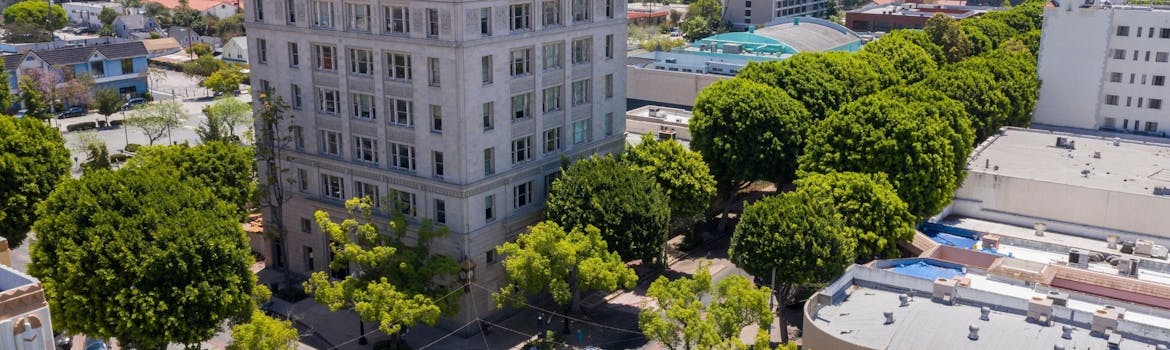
[
  {"xmin": 84, "ymin": 338, "xmax": 109, "ymax": 350},
  {"xmin": 121, "ymin": 97, "xmax": 147, "ymax": 110},
  {"xmin": 14, "ymin": 109, "xmax": 28, "ymax": 119},
  {"xmin": 56, "ymin": 106, "xmax": 86, "ymax": 119}
]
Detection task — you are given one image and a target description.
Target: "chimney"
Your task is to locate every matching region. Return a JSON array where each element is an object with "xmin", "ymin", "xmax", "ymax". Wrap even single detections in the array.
[
  {"xmin": 933, "ymin": 278, "xmax": 958, "ymax": 305},
  {"xmin": 1027, "ymin": 296, "xmax": 1054, "ymax": 326},
  {"xmin": 0, "ymin": 237, "xmax": 11, "ymax": 267},
  {"xmin": 884, "ymin": 311, "xmax": 895, "ymax": 325},
  {"xmin": 968, "ymin": 325, "xmax": 980, "ymax": 340},
  {"xmin": 979, "ymin": 306, "xmax": 990, "ymax": 321}
]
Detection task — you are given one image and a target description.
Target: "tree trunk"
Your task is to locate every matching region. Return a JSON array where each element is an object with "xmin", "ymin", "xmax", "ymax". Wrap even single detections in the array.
[
  {"xmin": 776, "ymin": 284, "xmax": 792, "ymax": 344},
  {"xmin": 715, "ymin": 185, "xmax": 737, "ymax": 233},
  {"xmin": 569, "ymin": 269, "xmax": 582, "ymax": 314}
]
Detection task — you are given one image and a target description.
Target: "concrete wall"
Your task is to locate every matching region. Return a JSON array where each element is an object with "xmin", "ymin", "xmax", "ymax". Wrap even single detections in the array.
[{"xmin": 626, "ymin": 65, "xmax": 726, "ymax": 107}]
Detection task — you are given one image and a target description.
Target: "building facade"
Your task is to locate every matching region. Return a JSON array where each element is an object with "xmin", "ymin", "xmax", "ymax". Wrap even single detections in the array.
[
  {"xmin": 844, "ymin": 3, "xmax": 994, "ymax": 32},
  {"xmin": 1034, "ymin": 3, "xmax": 1170, "ymax": 136},
  {"xmin": 243, "ymin": 0, "xmax": 628, "ymax": 322},
  {"xmin": 1, "ymin": 42, "xmax": 151, "ymax": 107},
  {"xmin": 724, "ymin": 0, "xmax": 830, "ymax": 31},
  {"xmin": 62, "ymin": 2, "xmax": 125, "ymax": 31},
  {"xmin": 0, "ymin": 238, "xmax": 56, "ymax": 350}
]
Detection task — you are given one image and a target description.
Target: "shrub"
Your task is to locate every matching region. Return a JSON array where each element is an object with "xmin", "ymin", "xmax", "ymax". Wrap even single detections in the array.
[
  {"xmin": 109, "ymin": 119, "xmax": 124, "ymax": 127},
  {"xmin": 65, "ymin": 122, "xmax": 97, "ymax": 132},
  {"xmin": 124, "ymin": 143, "xmax": 141, "ymax": 153},
  {"xmin": 97, "ymin": 120, "xmax": 109, "ymax": 128},
  {"xmin": 109, "ymin": 153, "xmax": 131, "ymax": 163}
]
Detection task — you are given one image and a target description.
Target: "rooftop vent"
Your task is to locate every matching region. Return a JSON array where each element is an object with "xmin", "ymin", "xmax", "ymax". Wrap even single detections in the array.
[
  {"xmin": 1035, "ymin": 223, "xmax": 1047, "ymax": 237},
  {"xmin": 1056, "ymin": 137, "xmax": 1076, "ymax": 149},
  {"xmin": 1093, "ymin": 151, "xmax": 1101, "ymax": 159},
  {"xmin": 899, "ymin": 294, "xmax": 910, "ymax": 307},
  {"xmin": 1062, "ymin": 325, "xmax": 1074, "ymax": 339},
  {"xmin": 1027, "ymin": 296, "xmax": 1054, "ymax": 326},
  {"xmin": 1107, "ymin": 234, "xmax": 1120, "ymax": 249},
  {"xmin": 1047, "ymin": 291, "xmax": 1070, "ymax": 307},
  {"xmin": 979, "ymin": 306, "xmax": 990, "ymax": 321},
  {"xmin": 1068, "ymin": 248, "xmax": 1090, "ymax": 269},
  {"xmin": 1108, "ymin": 333, "xmax": 1122, "ymax": 349},
  {"xmin": 1114, "ymin": 137, "xmax": 1121, "ymax": 146},
  {"xmin": 932, "ymin": 278, "xmax": 958, "ymax": 305},
  {"xmin": 884, "ymin": 311, "xmax": 895, "ymax": 325},
  {"xmin": 1118, "ymin": 258, "xmax": 1139, "ymax": 278},
  {"xmin": 1055, "ymin": 345, "xmax": 1066, "ymax": 350},
  {"xmin": 968, "ymin": 325, "xmax": 980, "ymax": 340}
]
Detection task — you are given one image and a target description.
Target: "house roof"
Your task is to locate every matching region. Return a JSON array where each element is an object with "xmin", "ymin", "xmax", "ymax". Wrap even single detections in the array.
[
  {"xmin": 142, "ymin": 38, "xmax": 182, "ymax": 52},
  {"xmin": 1, "ymin": 54, "xmax": 22, "ymax": 71},
  {"xmin": 226, "ymin": 37, "xmax": 247, "ymax": 50},
  {"xmin": 115, "ymin": 14, "xmax": 154, "ymax": 30},
  {"xmin": 146, "ymin": 0, "xmax": 240, "ymax": 11},
  {"xmin": 20, "ymin": 42, "xmax": 147, "ymax": 67}
]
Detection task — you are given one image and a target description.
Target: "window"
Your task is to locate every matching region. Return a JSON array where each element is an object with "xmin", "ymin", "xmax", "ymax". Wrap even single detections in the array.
[
  {"xmin": 314, "ymin": 44, "xmax": 337, "ymax": 70},
  {"xmin": 543, "ymin": 0, "xmax": 561, "ymax": 26},
  {"xmin": 573, "ymin": 119, "xmax": 589, "ymax": 144},
  {"xmin": 1145, "ymin": 121, "xmax": 1160, "ymax": 132},
  {"xmin": 390, "ymin": 142, "xmax": 416, "ymax": 171},
  {"xmin": 1134, "ymin": 50, "xmax": 1140, "ymax": 61},
  {"xmin": 1157, "ymin": 52, "xmax": 1169, "ymax": 63},
  {"xmin": 572, "ymin": 79, "xmax": 591, "ymax": 106},
  {"xmin": 1104, "ymin": 117, "xmax": 1116, "ymax": 129},
  {"xmin": 511, "ymin": 4, "xmax": 531, "ymax": 31},
  {"xmin": 513, "ymin": 181, "xmax": 533, "ymax": 208},
  {"xmin": 259, "ymin": 80, "xmax": 272, "ymax": 95},
  {"xmin": 1113, "ymin": 49, "xmax": 1126, "ymax": 60},
  {"xmin": 291, "ymin": 84, "xmax": 303, "ymax": 109},
  {"xmin": 387, "ymin": 98, "xmax": 414, "ymax": 126},
  {"xmin": 486, "ymin": 249, "xmax": 496, "ymax": 264},
  {"xmin": 320, "ymin": 130, "xmax": 341, "ymax": 155},
  {"xmin": 347, "ymin": 3, "xmax": 371, "ymax": 31},
  {"xmin": 291, "ymin": 125, "xmax": 305, "ymax": 150},
  {"xmin": 543, "ymin": 85, "xmax": 562, "ymax": 113},
  {"xmin": 512, "ymin": 136, "xmax": 533, "ymax": 163},
  {"xmin": 1162, "ymin": 28, "xmax": 1170, "ymax": 39},
  {"xmin": 543, "ymin": 42, "xmax": 563, "ymax": 70},
  {"xmin": 354, "ymin": 180, "xmax": 380, "ymax": 205},
  {"xmin": 543, "ymin": 172, "xmax": 560, "ymax": 196},
  {"xmin": 297, "ymin": 168, "xmax": 309, "ymax": 192},
  {"xmin": 605, "ymin": 0, "xmax": 613, "ymax": 18},
  {"xmin": 544, "ymin": 127, "xmax": 561, "ymax": 153},
  {"xmin": 483, "ymin": 102, "xmax": 495, "ymax": 130},
  {"xmin": 512, "ymin": 92, "xmax": 533, "ymax": 120},
  {"xmin": 386, "ymin": 52, "xmax": 412, "ymax": 81},
  {"xmin": 572, "ymin": 0, "xmax": 590, "ymax": 22},
  {"xmin": 484, "ymin": 194, "xmax": 496, "ymax": 221},
  {"xmin": 322, "ymin": 173, "xmax": 345, "ymax": 199},
  {"xmin": 484, "ymin": 148, "xmax": 495, "ymax": 176},
  {"xmin": 90, "ymin": 61, "xmax": 104, "ymax": 77},
  {"xmin": 1127, "ymin": 96, "xmax": 1133, "ymax": 107},
  {"xmin": 1151, "ymin": 99, "xmax": 1163, "ymax": 110},
  {"xmin": 430, "ymin": 105, "xmax": 443, "ymax": 132},
  {"xmin": 1131, "ymin": 73, "xmax": 1136, "ymax": 84},
  {"xmin": 255, "ymin": 0, "xmax": 265, "ymax": 20},
  {"xmin": 433, "ymin": 151, "xmax": 445, "ymax": 178},
  {"xmin": 385, "ymin": 6, "xmax": 410, "ymax": 34},
  {"xmin": 434, "ymin": 199, "xmax": 446, "ymax": 224},
  {"xmin": 572, "ymin": 37, "xmax": 591, "ymax": 64},
  {"xmin": 288, "ymin": 42, "xmax": 300, "ymax": 67},
  {"xmin": 1110, "ymin": 72, "xmax": 1122, "ymax": 83},
  {"xmin": 480, "ymin": 8, "xmax": 492, "ymax": 35},
  {"xmin": 604, "ymin": 34, "xmax": 613, "ymax": 59},
  {"xmin": 303, "ymin": 246, "xmax": 314, "ymax": 271},
  {"xmin": 311, "ymin": 1, "xmax": 335, "ymax": 28},
  {"xmin": 482, "ymin": 55, "xmax": 493, "ymax": 84},
  {"xmin": 1154, "ymin": 75, "xmax": 1165, "ymax": 86},
  {"xmin": 604, "ymin": 112, "xmax": 613, "ymax": 136},
  {"xmin": 287, "ymin": 0, "xmax": 297, "ymax": 23},
  {"xmin": 391, "ymin": 190, "xmax": 417, "ymax": 216},
  {"xmin": 426, "ymin": 8, "xmax": 439, "ymax": 37},
  {"xmin": 511, "ymin": 48, "xmax": 533, "ymax": 76},
  {"xmin": 351, "ymin": 93, "xmax": 375, "ymax": 119},
  {"xmin": 317, "ymin": 88, "xmax": 339, "ymax": 113},
  {"xmin": 428, "ymin": 57, "xmax": 441, "ymax": 86},
  {"xmin": 354, "ymin": 136, "xmax": 378, "ymax": 163},
  {"xmin": 1116, "ymin": 25, "xmax": 1129, "ymax": 36},
  {"xmin": 121, "ymin": 58, "xmax": 134, "ymax": 73},
  {"xmin": 1105, "ymin": 94, "xmax": 1119, "ymax": 106},
  {"xmin": 604, "ymin": 74, "xmax": 613, "ymax": 98},
  {"xmin": 349, "ymin": 48, "xmax": 372, "ymax": 75}
]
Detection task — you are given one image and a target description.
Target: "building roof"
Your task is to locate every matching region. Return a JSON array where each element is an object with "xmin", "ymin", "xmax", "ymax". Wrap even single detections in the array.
[
  {"xmin": 849, "ymin": 2, "xmax": 995, "ymax": 20},
  {"xmin": 142, "ymin": 37, "xmax": 182, "ymax": 52},
  {"xmin": 1, "ymin": 54, "xmax": 21, "ymax": 71},
  {"xmin": 226, "ymin": 36, "xmax": 248, "ymax": 50},
  {"xmin": 754, "ymin": 17, "xmax": 864, "ymax": 52},
  {"xmin": 969, "ymin": 127, "xmax": 1170, "ymax": 198},
  {"xmin": 146, "ymin": 0, "xmax": 240, "ymax": 11},
  {"xmin": 115, "ymin": 14, "xmax": 154, "ymax": 30},
  {"xmin": 19, "ymin": 42, "xmax": 147, "ymax": 67}
]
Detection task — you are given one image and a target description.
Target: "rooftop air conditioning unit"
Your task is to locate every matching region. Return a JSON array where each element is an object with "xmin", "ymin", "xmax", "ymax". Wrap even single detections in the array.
[
  {"xmin": 1118, "ymin": 258, "xmax": 1139, "ymax": 278},
  {"xmin": 1068, "ymin": 248, "xmax": 1090, "ymax": 269},
  {"xmin": 1134, "ymin": 240, "xmax": 1154, "ymax": 256},
  {"xmin": 1151, "ymin": 245, "xmax": 1168, "ymax": 259}
]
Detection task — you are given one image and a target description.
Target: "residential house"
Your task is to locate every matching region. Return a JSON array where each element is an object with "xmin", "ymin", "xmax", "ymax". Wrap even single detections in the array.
[
  {"xmin": 0, "ymin": 238, "xmax": 56, "ymax": 350},
  {"xmin": 166, "ymin": 27, "xmax": 221, "ymax": 49},
  {"xmin": 147, "ymin": 0, "xmax": 242, "ymax": 19},
  {"xmin": 62, "ymin": 2, "xmax": 125, "ymax": 30},
  {"xmin": 142, "ymin": 38, "xmax": 184, "ymax": 58},
  {"xmin": 2, "ymin": 42, "xmax": 151, "ymax": 107},
  {"xmin": 113, "ymin": 14, "xmax": 162, "ymax": 39},
  {"xmin": 220, "ymin": 37, "xmax": 247, "ymax": 63}
]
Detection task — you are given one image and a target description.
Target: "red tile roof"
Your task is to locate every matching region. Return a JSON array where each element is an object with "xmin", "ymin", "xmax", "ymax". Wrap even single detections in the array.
[{"xmin": 146, "ymin": 0, "xmax": 240, "ymax": 11}]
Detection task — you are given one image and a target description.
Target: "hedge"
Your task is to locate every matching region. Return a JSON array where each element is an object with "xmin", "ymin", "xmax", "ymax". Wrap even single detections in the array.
[{"xmin": 65, "ymin": 122, "xmax": 97, "ymax": 132}]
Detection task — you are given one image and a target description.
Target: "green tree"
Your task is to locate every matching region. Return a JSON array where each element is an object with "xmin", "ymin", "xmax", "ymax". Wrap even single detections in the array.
[
  {"xmin": 794, "ymin": 172, "xmax": 915, "ymax": 259},
  {"xmin": 304, "ymin": 197, "xmax": 459, "ymax": 336},
  {"xmin": 29, "ymin": 166, "xmax": 255, "ymax": 349},
  {"xmin": 800, "ymin": 87, "xmax": 974, "ymax": 219},
  {"xmin": 953, "ymin": 48, "xmax": 1039, "ymax": 129},
  {"xmin": 923, "ymin": 13, "xmax": 973, "ymax": 63},
  {"xmin": 689, "ymin": 78, "xmax": 810, "ymax": 231},
  {"xmin": 73, "ymin": 131, "xmax": 112, "ymax": 174},
  {"xmin": 125, "ymin": 101, "xmax": 185, "ymax": 145},
  {"xmin": 99, "ymin": 6, "xmax": 120, "ymax": 26},
  {"xmin": 3, "ymin": 1, "xmax": 68, "ymax": 29},
  {"xmin": 227, "ymin": 311, "xmax": 300, "ymax": 350},
  {"xmin": 918, "ymin": 66, "xmax": 1010, "ymax": 142},
  {"xmin": 960, "ymin": 18, "xmax": 1017, "ymax": 55},
  {"xmin": 495, "ymin": 221, "xmax": 637, "ymax": 314},
  {"xmin": 18, "ymin": 77, "xmax": 51, "ymax": 120},
  {"xmin": 680, "ymin": 0, "xmax": 723, "ymax": 40},
  {"xmin": 1, "ymin": 22, "xmax": 53, "ymax": 43},
  {"xmin": 215, "ymin": 13, "xmax": 246, "ymax": 40},
  {"xmin": 639, "ymin": 262, "xmax": 772, "ymax": 350},
  {"xmin": 189, "ymin": 42, "xmax": 214, "ymax": 57},
  {"xmin": 183, "ymin": 55, "xmax": 228, "ymax": 80},
  {"xmin": 98, "ymin": 24, "xmax": 116, "ymax": 37},
  {"xmin": 205, "ymin": 96, "xmax": 252, "ymax": 138},
  {"xmin": 880, "ymin": 29, "xmax": 946, "ymax": 64},
  {"xmin": 860, "ymin": 33, "xmax": 938, "ymax": 84},
  {"xmin": 93, "ymin": 88, "xmax": 125, "ymax": 123},
  {"xmin": 623, "ymin": 134, "xmax": 717, "ymax": 231},
  {"xmin": 0, "ymin": 57, "xmax": 13, "ymax": 110},
  {"xmin": 203, "ymin": 67, "xmax": 245, "ymax": 96},
  {"xmin": 127, "ymin": 142, "xmax": 256, "ymax": 219},
  {"xmin": 0, "ymin": 115, "xmax": 70, "ymax": 247},
  {"xmin": 546, "ymin": 155, "xmax": 670, "ymax": 264},
  {"xmin": 738, "ymin": 51, "xmax": 892, "ymax": 120}
]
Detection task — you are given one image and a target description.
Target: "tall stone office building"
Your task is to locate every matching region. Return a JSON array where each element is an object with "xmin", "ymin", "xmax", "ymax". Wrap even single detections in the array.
[{"xmin": 243, "ymin": 0, "xmax": 628, "ymax": 322}]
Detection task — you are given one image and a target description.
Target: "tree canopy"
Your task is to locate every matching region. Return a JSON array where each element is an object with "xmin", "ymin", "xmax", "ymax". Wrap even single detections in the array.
[
  {"xmin": 99, "ymin": 6, "xmax": 120, "ymax": 26},
  {"xmin": 800, "ymin": 87, "xmax": 974, "ymax": 219},
  {"xmin": 794, "ymin": 172, "xmax": 916, "ymax": 259},
  {"xmin": 952, "ymin": 48, "xmax": 1039, "ymax": 129},
  {"xmin": 860, "ymin": 32, "xmax": 938, "ymax": 84},
  {"xmin": 623, "ymin": 134, "xmax": 717, "ymax": 229},
  {"xmin": 681, "ymin": 0, "xmax": 723, "ymax": 40},
  {"xmin": 125, "ymin": 101, "xmax": 186, "ymax": 145},
  {"xmin": 183, "ymin": 55, "xmax": 228, "ymax": 79},
  {"xmin": 924, "ymin": 13, "xmax": 974, "ymax": 63},
  {"xmin": 639, "ymin": 262, "xmax": 772, "ymax": 350},
  {"xmin": 495, "ymin": 221, "xmax": 637, "ymax": 314},
  {"xmin": 29, "ymin": 166, "xmax": 255, "ymax": 349},
  {"xmin": 18, "ymin": 77, "xmax": 51, "ymax": 120},
  {"xmin": 738, "ymin": 51, "xmax": 891, "ymax": 120},
  {"xmin": 880, "ymin": 29, "xmax": 946, "ymax": 65},
  {"xmin": 3, "ymin": 1, "xmax": 68, "ymax": 29},
  {"xmin": 546, "ymin": 155, "xmax": 670, "ymax": 264},
  {"xmin": 93, "ymin": 88, "xmax": 126, "ymax": 120},
  {"xmin": 0, "ymin": 57, "xmax": 12, "ymax": 109},
  {"xmin": 918, "ymin": 66, "xmax": 1010, "ymax": 142},
  {"xmin": 127, "ymin": 141, "xmax": 256, "ymax": 219},
  {"xmin": 0, "ymin": 115, "xmax": 70, "ymax": 247},
  {"xmin": 227, "ymin": 311, "xmax": 300, "ymax": 350},
  {"xmin": 729, "ymin": 189, "xmax": 856, "ymax": 288}
]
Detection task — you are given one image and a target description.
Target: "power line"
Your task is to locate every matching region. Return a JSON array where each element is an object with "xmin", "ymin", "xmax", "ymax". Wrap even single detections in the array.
[
  {"xmin": 325, "ymin": 281, "xmax": 471, "ymax": 350},
  {"xmin": 414, "ymin": 320, "xmax": 479, "ymax": 350},
  {"xmin": 470, "ymin": 282, "xmax": 645, "ymax": 336}
]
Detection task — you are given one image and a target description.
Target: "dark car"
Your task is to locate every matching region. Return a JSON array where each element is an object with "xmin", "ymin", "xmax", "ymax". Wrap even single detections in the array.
[
  {"xmin": 121, "ymin": 97, "xmax": 147, "ymax": 110},
  {"xmin": 56, "ymin": 106, "xmax": 86, "ymax": 119}
]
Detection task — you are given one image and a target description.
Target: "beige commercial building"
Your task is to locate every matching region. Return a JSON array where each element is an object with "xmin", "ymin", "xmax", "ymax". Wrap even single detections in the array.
[{"xmin": 243, "ymin": 0, "xmax": 628, "ymax": 323}]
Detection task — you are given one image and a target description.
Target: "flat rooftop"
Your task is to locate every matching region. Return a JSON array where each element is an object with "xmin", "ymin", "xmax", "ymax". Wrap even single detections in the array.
[
  {"xmin": 969, "ymin": 127, "xmax": 1170, "ymax": 197},
  {"xmin": 850, "ymin": 3, "xmax": 995, "ymax": 18}
]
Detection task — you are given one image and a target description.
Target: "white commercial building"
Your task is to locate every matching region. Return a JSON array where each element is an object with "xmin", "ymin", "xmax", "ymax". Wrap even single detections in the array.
[
  {"xmin": 61, "ymin": 2, "xmax": 124, "ymax": 30},
  {"xmin": 243, "ymin": 0, "xmax": 628, "ymax": 323},
  {"xmin": 1034, "ymin": 2, "xmax": 1170, "ymax": 136},
  {"xmin": 724, "ymin": 0, "xmax": 830, "ymax": 31}
]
